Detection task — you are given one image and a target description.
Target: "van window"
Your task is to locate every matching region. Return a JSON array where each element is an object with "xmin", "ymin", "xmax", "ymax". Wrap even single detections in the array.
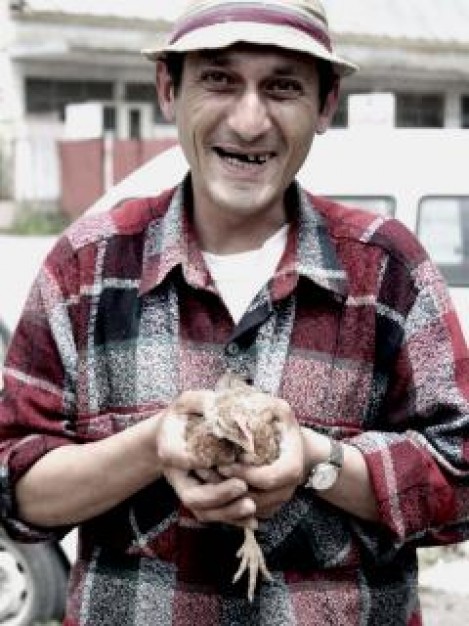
[
  {"xmin": 328, "ymin": 196, "xmax": 395, "ymax": 217},
  {"xmin": 417, "ymin": 196, "xmax": 469, "ymax": 286}
]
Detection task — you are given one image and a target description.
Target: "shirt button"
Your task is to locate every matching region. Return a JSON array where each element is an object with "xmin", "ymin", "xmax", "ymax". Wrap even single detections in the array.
[{"xmin": 225, "ymin": 342, "xmax": 240, "ymax": 356}]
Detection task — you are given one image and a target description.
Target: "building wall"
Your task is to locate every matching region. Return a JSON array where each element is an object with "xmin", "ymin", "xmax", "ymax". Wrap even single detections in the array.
[{"xmin": 1, "ymin": 4, "xmax": 469, "ymax": 215}]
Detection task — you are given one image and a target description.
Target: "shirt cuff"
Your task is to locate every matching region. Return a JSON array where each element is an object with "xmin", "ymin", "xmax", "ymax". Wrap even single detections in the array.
[
  {"xmin": 348, "ymin": 430, "xmax": 457, "ymax": 544},
  {"xmin": 0, "ymin": 434, "xmax": 74, "ymax": 542}
]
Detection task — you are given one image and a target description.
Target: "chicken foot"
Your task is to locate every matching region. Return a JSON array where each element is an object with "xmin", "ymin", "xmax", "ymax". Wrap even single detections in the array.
[{"xmin": 233, "ymin": 526, "xmax": 273, "ymax": 602}]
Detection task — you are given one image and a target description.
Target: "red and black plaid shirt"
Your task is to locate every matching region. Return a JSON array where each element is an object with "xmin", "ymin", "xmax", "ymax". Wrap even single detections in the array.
[{"xmin": 2, "ymin": 180, "xmax": 469, "ymax": 625}]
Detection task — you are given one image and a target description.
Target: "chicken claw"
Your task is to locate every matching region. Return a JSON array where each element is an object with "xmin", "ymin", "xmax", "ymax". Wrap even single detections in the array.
[{"xmin": 233, "ymin": 528, "xmax": 273, "ymax": 602}]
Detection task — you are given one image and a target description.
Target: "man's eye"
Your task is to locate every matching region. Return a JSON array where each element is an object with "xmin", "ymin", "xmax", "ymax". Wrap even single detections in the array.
[
  {"xmin": 200, "ymin": 71, "xmax": 234, "ymax": 89},
  {"xmin": 266, "ymin": 79, "xmax": 303, "ymax": 98}
]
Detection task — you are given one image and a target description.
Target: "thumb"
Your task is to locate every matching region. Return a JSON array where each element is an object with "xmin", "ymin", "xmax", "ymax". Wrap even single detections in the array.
[{"xmin": 172, "ymin": 389, "xmax": 214, "ymax": 415}]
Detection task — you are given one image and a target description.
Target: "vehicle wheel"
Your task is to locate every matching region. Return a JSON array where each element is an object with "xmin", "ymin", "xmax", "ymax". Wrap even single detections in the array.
[{"xmin": 0, "ymin": 531, "xmax": 68, "ymax": 625}]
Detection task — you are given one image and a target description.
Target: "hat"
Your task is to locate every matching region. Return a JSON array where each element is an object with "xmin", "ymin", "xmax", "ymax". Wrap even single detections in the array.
[{"xmin": 143, "ymin": 0, "xmax": 358, "ymax": 76}]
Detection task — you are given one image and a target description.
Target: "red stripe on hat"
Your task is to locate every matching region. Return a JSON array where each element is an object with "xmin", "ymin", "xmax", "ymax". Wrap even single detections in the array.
[{"xmin": 169, "ymin": 5, "xmax": 332, "ymax": 52}]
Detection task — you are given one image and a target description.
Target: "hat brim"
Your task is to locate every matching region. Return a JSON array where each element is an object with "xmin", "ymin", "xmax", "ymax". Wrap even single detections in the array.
[{"xmin": 142, "ymin": 22, "xmax": 358, "ymax": 76}]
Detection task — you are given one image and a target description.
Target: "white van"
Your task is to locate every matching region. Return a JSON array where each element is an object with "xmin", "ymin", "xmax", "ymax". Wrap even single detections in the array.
[
  {"xmin": 299, "ymin": 129, "xmax": 469, "ymax": 340},
  {"xmin": 0, "ymin": 129, "xmax": 468, "ymax": 625}
]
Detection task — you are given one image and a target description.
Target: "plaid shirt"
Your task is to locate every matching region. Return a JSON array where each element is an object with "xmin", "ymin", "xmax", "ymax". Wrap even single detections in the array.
[{"xmin": 1, "ymin": 179, "xmax": 469, "ymax": 625}]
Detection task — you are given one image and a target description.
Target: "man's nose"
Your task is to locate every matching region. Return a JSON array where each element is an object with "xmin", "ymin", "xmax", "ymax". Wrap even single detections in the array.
[{"xmin": 227, "ymin": 90, "xmax": 272, "ymax": 141}]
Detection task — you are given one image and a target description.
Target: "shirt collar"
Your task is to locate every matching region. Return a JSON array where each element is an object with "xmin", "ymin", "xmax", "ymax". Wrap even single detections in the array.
[
  {"xmin": 278, "ymin": 185, "xmax": 349, "ymax": 298},
  {"xmin": 139, "ymin": 175, "xmax": 213, "ymax": 296},
  {"xmin": 139, "ymin": 176, "xmax": 348, "ymax": 299}
]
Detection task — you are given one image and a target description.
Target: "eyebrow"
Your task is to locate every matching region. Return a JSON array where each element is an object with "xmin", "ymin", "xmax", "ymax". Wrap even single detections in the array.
[
  {"xmin": 197, "ymin": 51, "xmax": 303, "ymax": 76},
  {"xmin": 198, "ymin": 51, "xmax": 230, "ymax": 65}
]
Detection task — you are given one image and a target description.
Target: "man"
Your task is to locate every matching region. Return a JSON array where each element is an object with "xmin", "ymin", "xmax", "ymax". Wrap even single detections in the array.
[{"xmin": 1, "ymin": 1, "xmax": 469, "ymax": 624}]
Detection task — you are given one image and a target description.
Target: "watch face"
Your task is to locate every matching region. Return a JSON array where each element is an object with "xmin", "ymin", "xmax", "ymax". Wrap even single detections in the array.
[{"xmin": 311, "ymin": 463, "xmax": 339, "ymax": 491}]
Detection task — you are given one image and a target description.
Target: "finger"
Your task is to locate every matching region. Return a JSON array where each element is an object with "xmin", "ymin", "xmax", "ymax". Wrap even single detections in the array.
[
  {"xmin": 194, "ymin": 468, "xmax": 224, "ymax": 484},
  {"xmin": 164, "ymin": 466, "xmax": 202, "ymax": 492},
  {"xmin": 156, "ymin": 412, "xmax": 197, "ymax": 471},
  {"xmin": 218, "ymin": 463, "xmax": 257, "ymax": 481},
  {"xmin": 270, "ymin": 397, "xmax": 295, "ymax": 423},
  {"xmin": 218, "ymin": 462, "xmax": 273, "ymax": 485},
  {"xmin": 249, "ymin": 483, "xmax": 296, "ymax": 519},
  {"xmin": 195, "ymin": 496, "xmax": 256, "ymax": 525},
  {"xmin": 219, "ymin": 449, "xmax": 302, "ymax": 491},
  {"xmin": 181, "ymin": 477, "xmax": 249, "ymax": 512},
  {"xmin": 172, "ymin": 389, "xmax": 214, "ymax": 415}
]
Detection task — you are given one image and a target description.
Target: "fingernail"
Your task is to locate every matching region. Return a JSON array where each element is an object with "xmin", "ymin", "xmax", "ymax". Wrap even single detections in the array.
[
  {"xmin": 243, "ymin": 498, "xmax": 256, "ymax": 516},
  {"xmin": 234, "ymin": 479, "xmax": 248, "ymax": 493},
  {"xmin": 218, "ymin": 465, "xmax": 233, "ymax": 477}
]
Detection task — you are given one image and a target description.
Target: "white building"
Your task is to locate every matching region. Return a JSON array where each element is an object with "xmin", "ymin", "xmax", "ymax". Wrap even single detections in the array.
[
  {"xmin": 0, "ymin": 1, "xmax": 172, "ymax": 211},
  {"xmin": 324, "ymin": 0, "xmax": 469, "ymax": 129},
  {"xmin": 0, "ymin": 0, "xmax": 469, "ymax": 214}
]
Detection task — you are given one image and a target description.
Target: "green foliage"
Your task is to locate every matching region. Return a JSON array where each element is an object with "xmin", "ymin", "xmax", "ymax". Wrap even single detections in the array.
[{"xmin": 5, "ymin": 206, "xmax": 70, "ymax": 235}]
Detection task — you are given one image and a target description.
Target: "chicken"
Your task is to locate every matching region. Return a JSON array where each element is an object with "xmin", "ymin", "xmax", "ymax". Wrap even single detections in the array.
[{"xmin": 184, "ymin": 372, "xmax": 282, "ymax": 601}]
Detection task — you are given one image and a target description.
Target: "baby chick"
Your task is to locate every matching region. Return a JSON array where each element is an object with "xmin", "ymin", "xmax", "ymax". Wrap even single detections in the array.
[{"xmin": 185, "ymin": 372, "xmax": 282, "ymax": 601}]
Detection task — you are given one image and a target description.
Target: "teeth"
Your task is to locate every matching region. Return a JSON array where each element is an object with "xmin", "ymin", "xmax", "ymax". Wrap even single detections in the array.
[
  {"xmin": 216, "ymin": 148, "xmax": 272, "ymax": 165},
  {"xmin": 247, "ymin": 154, "xmax": 267, "ymax": 163},
  {"xmin": 246, "ymin": 154, "xmax": 269, "ymax": 164}
]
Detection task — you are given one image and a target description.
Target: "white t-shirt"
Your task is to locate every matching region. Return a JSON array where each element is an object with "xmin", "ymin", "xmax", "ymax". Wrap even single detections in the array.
[{"xmin": 202, "ymin": 225, "xmax": 289, "ymax": 324}]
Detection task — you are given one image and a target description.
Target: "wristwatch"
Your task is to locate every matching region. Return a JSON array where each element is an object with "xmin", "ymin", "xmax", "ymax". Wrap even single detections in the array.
[{"xmin": 305, "ymin": 438, "xmax": 344, "ymax": 491}]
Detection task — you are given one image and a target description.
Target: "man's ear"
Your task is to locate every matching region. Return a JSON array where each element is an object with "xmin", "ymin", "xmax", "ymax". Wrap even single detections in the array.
[
  {"xmin": 156, "ymin": 60, "xmax": 176, "ymax": 122},
  {"xmin": 317, "ymin": 79, "xmax": 340, "ymax": 135}
]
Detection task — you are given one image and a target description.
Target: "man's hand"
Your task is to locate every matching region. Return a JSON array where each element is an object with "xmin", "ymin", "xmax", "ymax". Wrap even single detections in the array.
[
  {"xmin": 155, "ymin": 390, "xmax": 212, "ymax": 471},
  {"xmin": 164, "ymin": 466, "xmax": 257, "ymax": 529},
  {"xmin": 157, "ymin": 389, "xmax": 257, "ymax": 528}
]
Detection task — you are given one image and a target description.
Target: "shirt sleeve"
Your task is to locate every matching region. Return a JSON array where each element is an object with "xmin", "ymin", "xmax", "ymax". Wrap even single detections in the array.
[
  {"xmin": 0, "ymin": 236, "xmax": 80, "ymax": 541},
  {"xmin": 350, "ymin": 253, "xmax": 469, "ymax": 553}
]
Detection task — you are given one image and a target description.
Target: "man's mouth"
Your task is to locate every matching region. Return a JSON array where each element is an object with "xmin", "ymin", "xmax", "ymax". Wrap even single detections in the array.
[{"xmin": 213, "ymin": 147, "xmax": 275, "ymax": 167}]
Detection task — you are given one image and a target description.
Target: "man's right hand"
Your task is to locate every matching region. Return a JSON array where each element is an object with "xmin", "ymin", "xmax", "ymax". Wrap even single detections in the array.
[{"xmin": 155, "ymin": 389, "xmax": 212, "ymax": 471}]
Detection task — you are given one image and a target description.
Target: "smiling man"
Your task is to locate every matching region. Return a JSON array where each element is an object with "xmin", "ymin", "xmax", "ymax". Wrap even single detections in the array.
[
  {"xmin": 157, "ymin": 44, "xmax": 333, "ymax": 255},
  {"xmin": 2, "ymin": 1, "xmax": 469, "ymax": 625}
]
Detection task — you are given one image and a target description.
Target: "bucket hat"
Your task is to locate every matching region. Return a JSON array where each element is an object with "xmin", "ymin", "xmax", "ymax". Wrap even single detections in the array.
[{"xmin": 143, "ymin": 0, "xmax": 358, "ymax": 76}]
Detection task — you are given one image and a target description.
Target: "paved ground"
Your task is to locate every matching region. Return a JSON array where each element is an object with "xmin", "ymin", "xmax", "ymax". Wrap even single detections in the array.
[
  {"xmin": 420, "ymin": 588, "xmax": 469, "ymax": 625},
  {"xmin": 0, "ymin": 234, "xmax": 56, "ymax": 332},
  {"xmin": 419, "ymin": 548, "xmax": 469, "ymax": 625}
]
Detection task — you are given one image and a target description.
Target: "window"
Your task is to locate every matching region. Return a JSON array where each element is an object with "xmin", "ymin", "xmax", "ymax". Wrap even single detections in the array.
[
  {"xmin": 396, "ymin": 93, "xmax": 444, "ymax": 128},
  {"xmin": 125, "ymin": 82, "xmax": 155, "ymax": 102},
  {"xmin": 417, "ymin": 196, "xmax": 469, "ymax": 286},
  {"xmin": 129, "ymin": 109, "xmax": 142, "ymax": 140},
  {"xmin": 125, "ymin": 82, "xmax": 168, "ymax": 124},
  {"xmin": 25, "ymin": 78, "xmax": 54, "ymax": 114},
  {"xmin": 462, "ymin": 96, "xmax": 469, "ymax": 129},
  {"xmin": 103, "ymin": 106, "xmax": 117, "ymax": 133},
  {"xmin": 26, "ymin": 78, "xmax": 114, "ymax": 119},
  {"xmin": 328, "ymin": 196, "xmax": 395, "ymax": 217}
]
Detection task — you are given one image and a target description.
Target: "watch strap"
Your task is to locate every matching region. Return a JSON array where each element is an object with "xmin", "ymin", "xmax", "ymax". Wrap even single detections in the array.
[
  {"xmin": 328, "ymin": 437, "xmax": 344, "ymax": 468},
  {"xmin": 304, "ymin": 437, "xmax": 344, "ymax": 490}
]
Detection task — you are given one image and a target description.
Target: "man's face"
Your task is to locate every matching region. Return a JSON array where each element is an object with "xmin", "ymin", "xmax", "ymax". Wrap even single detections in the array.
[{"xmin": 157, "ymin": 45, "xmax": 337, "ymax": 226}]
